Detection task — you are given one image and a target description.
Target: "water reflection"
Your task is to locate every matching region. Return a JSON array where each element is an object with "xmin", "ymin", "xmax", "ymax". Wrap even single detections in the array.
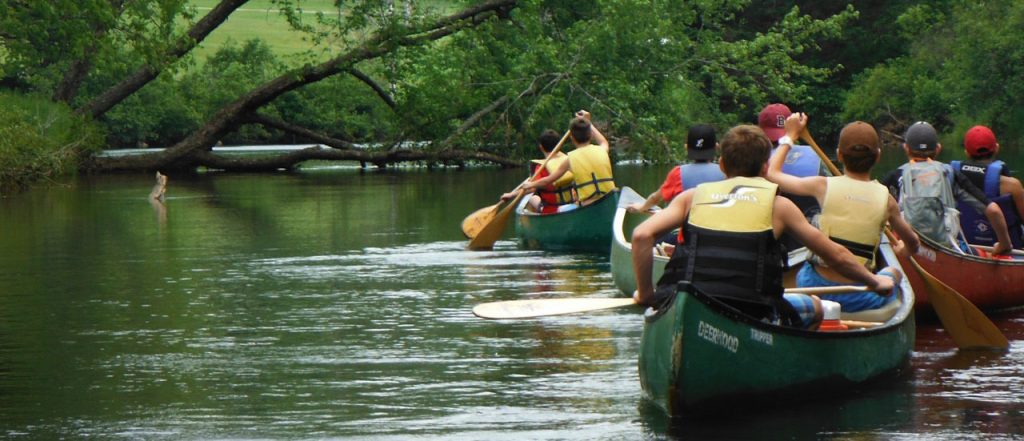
[
  {"xmin": 639, "ymin": 378, "xmax": 916, "ymax": 439},
  {"xmin": 2, "ymin": 169, "xmax": 1024, "ymax": 439}
]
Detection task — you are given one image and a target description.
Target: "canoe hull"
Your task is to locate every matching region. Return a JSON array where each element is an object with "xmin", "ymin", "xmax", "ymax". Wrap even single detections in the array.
[
  {"xmin": 609, "ymin": 189, "xmax": 668, "ymax": 295},
  {"xmin": 514, "ymin": 190, "xmax": 619, "ymax": 252},
  {"xmin": 895, "ymin": 233, "xmax": 1024, "ymax": 310},
  {"xmin": 639, "ymin": 241, "xmax": 915, "ymax": 415}
]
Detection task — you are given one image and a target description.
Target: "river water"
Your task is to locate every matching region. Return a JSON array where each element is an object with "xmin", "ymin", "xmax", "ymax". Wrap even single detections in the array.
[{"xmin": 1, "ymin": 159, "xmax": 1024, "ymax": 440}]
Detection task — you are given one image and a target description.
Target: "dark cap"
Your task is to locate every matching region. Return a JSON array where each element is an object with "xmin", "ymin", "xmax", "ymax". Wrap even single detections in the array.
[
  {"xmin": 838, "ymin": 121, "xmax": 880, "ymax": 154},
  {"xmin": 758, "ymin": 103, "xmax": 792, "ymax": 142},
  {"xmin": 964, "ymin": 125, "xmax": 997, "ymax": 157},
  {"xmin": 686, "ymin": 124, "xmax": 717, "ymax": 161},
  {"xmin": 905, "ymin": 121, "xmax": 938, "ymax": 151}
]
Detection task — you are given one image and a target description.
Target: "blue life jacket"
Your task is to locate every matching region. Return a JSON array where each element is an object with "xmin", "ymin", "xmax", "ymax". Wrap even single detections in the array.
[
  {"xmin": 679, "ymin": 162, "xmax": 726, "ymax": 192},
  {"xmin": 775, "ymin": 144, "xmax": 823, "ymax": 217},
  {"xmin": 952, "ymin": 160, "xmax": 1024, "ymax": 248}
]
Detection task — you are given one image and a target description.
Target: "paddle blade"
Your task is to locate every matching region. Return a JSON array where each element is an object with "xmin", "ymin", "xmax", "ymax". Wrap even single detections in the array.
[
  {"xmin": 461, "ymin": 203, "xmax": 500, "ymax": 239},
  {"xmin": 473, "ymin": 297, "xmax": 637, "ymax": 319},
  {"xmin": 468, "ymin": 192, "xmax": 522, "ymax": 250},
  {"xmin": 909, "ymin": 257, "xmax": 1009, "ymax": 350}
]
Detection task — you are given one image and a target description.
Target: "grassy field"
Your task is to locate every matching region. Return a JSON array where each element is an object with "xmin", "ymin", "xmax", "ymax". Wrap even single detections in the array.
[
  {"xmin": 190, "ymin": 0, "xmax": 339, "ymax": 60},
  {"xmin": 189, "ymin": 0, "xmax": 453, "ymax": 62}
]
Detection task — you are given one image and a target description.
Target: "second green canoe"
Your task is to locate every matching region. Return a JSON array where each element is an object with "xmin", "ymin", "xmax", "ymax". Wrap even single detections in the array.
[{"xmin": 514, "ymin": 189, "xmax": 619, "ymax": 252}]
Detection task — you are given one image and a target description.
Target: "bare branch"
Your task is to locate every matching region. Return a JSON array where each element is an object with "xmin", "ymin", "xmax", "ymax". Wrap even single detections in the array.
[
  {"xmin": 244, "ymin": 112, "xmax": 357, "ymax": 149},
  {"xmin": 76, "ymin": 0, "xmax": 251, "ymax": 119},
  {"xmin": 347, "ymin": 68, "xmax": 396, "ymax": 109},
  {"xmin": 438, "ymin": 96, "xmax": 510, "ymax": 148}
]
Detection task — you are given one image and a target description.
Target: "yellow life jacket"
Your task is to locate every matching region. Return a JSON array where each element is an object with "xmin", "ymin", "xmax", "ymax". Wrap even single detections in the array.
[
  {"xmin": 567, "ymin": 145, "xmax": 615, "ymax": 202},
  {"xmin": 658, "ymin": 177, "xmax": 786, "ymax": 311},
  {"xmin": 531, "ymin": 154, "xmax": 575, "ymax": 204},
  {"xmin": 815, "ymin": 176, "xmax": 889, "ymax": 267},
  {"xmin": 689, "ymin": 176, "xmax": 776, "ymax": 233}
]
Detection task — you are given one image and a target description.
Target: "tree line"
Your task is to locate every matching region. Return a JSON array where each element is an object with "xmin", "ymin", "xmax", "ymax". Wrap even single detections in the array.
[{"xmin": 1, "ymin": 0, "xmax": 1021, "ymax": 193}]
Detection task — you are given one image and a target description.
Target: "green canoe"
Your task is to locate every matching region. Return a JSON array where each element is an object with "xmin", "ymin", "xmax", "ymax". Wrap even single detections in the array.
[
  {"xmin": 638, "ymin": 238, "xmax": 916, "ymax": 415},
  {"xmin": 514, "ymin": 189, "xmax": 619, "ymax": 252},
  {"xmin": 610, "ymin": 187, "xmax": 669, "ymax": 294},
  {"xmin": 611, "ymin": 186, "xmax": 808, "ymax": 296}
]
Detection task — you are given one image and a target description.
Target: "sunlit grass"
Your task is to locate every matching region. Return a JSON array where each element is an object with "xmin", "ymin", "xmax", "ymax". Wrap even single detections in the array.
[
  {"xmin": 190, "ymin": 0, "xmax": 340, "ymax": 60},
  {"xmin": 188, "ymin": 0, "xmax": 454, "ymax": 62}
]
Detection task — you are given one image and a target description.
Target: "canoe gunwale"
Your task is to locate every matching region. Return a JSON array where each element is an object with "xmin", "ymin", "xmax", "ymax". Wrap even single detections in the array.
[
  {"xmin": 916, "ymin": 232, "xmax": 1024, "ymax": 266},
  {"xmin": 513, "ymin": 188, "xmax": 620, "ymax": 252},
  {"xmin": 644, "ymin": 277, "xmax": 912, "ymax": 339},
  {"xmin": 640, "ymin": 234, "xmax": 914, "ymax": 339},
  {"xmin": 514, "ymin": 188, "xmax": 619, "ymax": 218},
  {"xmin": 900, "ymin": 229, "xmax": 1024, "ymax": 309}
]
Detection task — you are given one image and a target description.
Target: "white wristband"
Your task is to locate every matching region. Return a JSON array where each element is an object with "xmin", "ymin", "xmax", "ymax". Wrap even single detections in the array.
[{"xmin": 776, "ymin": 135, "xmax": 793, "ymax": 146}]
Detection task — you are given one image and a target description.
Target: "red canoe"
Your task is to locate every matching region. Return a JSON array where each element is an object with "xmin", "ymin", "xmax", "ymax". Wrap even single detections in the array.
[{"xmin": 894, "ymin": 233, "xmax": 1024, "ymax": 311}]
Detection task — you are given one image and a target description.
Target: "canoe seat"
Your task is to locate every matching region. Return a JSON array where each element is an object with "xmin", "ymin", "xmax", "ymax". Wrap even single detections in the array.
[{"xmin": 840, "ymin": 298, "xmax": 901, "ymax": 323}]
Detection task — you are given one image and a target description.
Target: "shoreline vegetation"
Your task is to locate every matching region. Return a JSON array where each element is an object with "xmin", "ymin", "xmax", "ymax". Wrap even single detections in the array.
[{"xmin": 2, "ymin": 1, "xmax": 1022, "ymax": 193}]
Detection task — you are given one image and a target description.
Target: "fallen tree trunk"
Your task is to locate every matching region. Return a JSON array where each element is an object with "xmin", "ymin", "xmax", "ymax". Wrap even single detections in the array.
[
  {"xmin": 183, "ymin": 146, "xmax": 522, "ymax": 171},
  {"xmin": 85, "ymin": 0, "xmax": 519, "ymax": 173}
]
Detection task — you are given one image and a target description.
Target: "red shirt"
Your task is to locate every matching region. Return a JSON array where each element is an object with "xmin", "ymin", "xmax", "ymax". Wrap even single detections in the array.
[
  {"xmin": 658, "ymin": 165, "xmax": 684, "ymax": 202},
  {"xmin": 530, "ymin": 164, "xmax": 562, "ymax": 214}
]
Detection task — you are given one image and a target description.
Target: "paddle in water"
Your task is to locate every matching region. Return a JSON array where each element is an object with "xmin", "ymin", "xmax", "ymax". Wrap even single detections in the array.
[{"xmin": 467, "ymin": 130, "xmax": 572, "ymax": 250}]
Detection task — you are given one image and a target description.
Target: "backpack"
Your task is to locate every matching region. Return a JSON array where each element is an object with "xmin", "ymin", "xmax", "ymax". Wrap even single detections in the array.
[{"xmin": 898, "ymin": 160, "xmax": 960, "ymax": 247}]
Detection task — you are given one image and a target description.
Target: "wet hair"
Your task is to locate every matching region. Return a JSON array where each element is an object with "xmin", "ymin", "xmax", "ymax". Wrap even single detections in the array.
[
  {"xmin": 537, "ymin": 129, "xmax": 561, "ymax": 151},
  {"xmin": 719, "ymin": 125, "xmax": 772, "ymax": 177},
  {"xmin": 569, "ymin": 117, "xmax": 592, "ymax": 144}
]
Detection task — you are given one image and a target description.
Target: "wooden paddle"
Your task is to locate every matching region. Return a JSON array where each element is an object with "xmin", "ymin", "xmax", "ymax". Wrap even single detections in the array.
[
  {"xmin": 467, "ymin": 130, "xmax": 572, "ymax": 250},
  {"xmin": 461, "ymin": 203, "xmax": 500, "ymax": 239},
  {"xmin": 473, "ymin": 286, "xmax": 875, "ymax": 319},
  {"xmin": 800, "ymin": 129, "xmax": 1009, "ymax": 350}
]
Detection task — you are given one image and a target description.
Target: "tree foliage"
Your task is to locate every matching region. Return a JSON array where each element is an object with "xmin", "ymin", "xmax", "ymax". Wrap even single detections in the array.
[
  {"xmin": 8, "ymin": 0, "xmax": 1015, "ymax": 186},
  {"xmin": 0, "ymin": 93, "xmax": 102, "ymax": 194},
  {"xmin": 394, "ymin": 0, "xmax": 855, "ymax": 162},
  {"xmin": 845, "ymin": 0, "xmax": 1024, "ymax": 148}
]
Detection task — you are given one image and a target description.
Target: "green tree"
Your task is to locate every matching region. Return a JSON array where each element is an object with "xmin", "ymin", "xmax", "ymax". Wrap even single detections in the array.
[
  {"xmin": 844, "ymin": 1, "xmax": 1024, "ymax": 148},
  {"xmin": 397, "ymin": 0, "xmax": 855, "ymax": 162},
  {"xmin": 0, "ymin": 93, "xmax": 102, "ymax": 194}
]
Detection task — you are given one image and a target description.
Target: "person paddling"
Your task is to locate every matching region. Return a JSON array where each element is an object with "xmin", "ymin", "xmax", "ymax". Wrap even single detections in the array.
[
  {"xmin": 524, "ymin": 110, "xmax": 615, "ymax": 211},
  {"xmin": 631, "ymin": 124, "xmax": 895, "ymax": 329},
  {"xmin": 501, "ymin": 129, "xmax": 575, "ymax": 213},
  {"xmin": 765, "ymin": 115, "xmax": 916, "ymax": 312},
  {"xmin": 951, "ymin": 125, "xmax": 1024, "ymax": 249}
]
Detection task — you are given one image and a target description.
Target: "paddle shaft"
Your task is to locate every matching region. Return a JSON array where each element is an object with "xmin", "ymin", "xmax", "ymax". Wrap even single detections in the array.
[
  {"xmin": 802, "ymin": 130, "xmax": 1008, "ymax": 350},
  {"xmin": 784, "ymin": 285, "xmax": 869, "ymax": 295},
  {"xmin": 517, "ymin": 130, "xmax": 573, "ymax": 196},
  {"xmin": 495, "ymin": 130, "xmax": 574, "ymax": 201},
  {"xmin": 467, "ymin": 130, "xmax": 572, "ymax": 250}
]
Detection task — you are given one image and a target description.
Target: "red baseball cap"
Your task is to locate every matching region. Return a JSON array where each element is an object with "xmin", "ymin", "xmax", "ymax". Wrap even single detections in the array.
[
  {"xmin": 964, "ymin": 125, "xmax": 997, "ymax": 157},
  {"xmin": 758, "ymin": 103, "xmax": 792, "ymax": 142}
]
